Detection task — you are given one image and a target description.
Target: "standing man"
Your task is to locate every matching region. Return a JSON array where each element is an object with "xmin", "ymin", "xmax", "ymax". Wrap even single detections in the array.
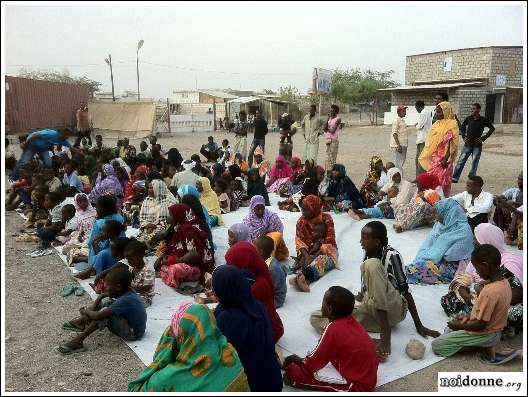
[
  {"xmin": 414, "ymin": 100, "xmax": 432, "ymax": 177},
  {"xmin": 452, "ymin": 103, "xmax": 495, "ymax": 183},
  {"xmin": 232, "ymin": 110, "xmax": 249, "ymax": 160},
  {"xmin": 248, "ymin": 109, "xmax": 268, "ymax": 167},
  {"xmin": 324, "ymin": 104, "xmax": 341, "ymax": 174},
  {"xmin": 390, "ymin": 105, "xmax": 408, "ymax": 173},
  {"xmin": 301, "ymin": 104, "xmax": 324, "ymax": 163},
  {"xmin": 74, "ymin": 104, "xmax": 92, "ymax": 147},
  {"xmin": 11, "ymin": 127, "xmax": 76, "ymax": 180}
]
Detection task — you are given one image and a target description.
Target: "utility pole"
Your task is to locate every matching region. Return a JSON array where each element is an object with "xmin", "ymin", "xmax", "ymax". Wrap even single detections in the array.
[
  {"xmin": 137, "ymin": 40, "xmax": 144, "ymax": 101},
  {"xmin": 104, "ymin": 54, "xmax": 115, "ymax": 102}
]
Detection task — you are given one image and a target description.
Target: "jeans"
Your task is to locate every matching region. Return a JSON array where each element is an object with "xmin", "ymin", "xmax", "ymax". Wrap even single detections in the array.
[
  {"xmin": 11, "ymin": 147, "xmax": 52, "ymax": 181},
  {"xmin": 36, "ymin": 224, "xmax": 57, "ymax": 242},
  {"xmin": 248, "ymin": 138, "xmax": 265, "ymax": 167},
  {"xmin": 452, "ymin": 144, "xmax": 482, "ymax": 181}
]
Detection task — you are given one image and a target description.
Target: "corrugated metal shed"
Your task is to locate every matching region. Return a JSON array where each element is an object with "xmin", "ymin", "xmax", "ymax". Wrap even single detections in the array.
[{"xmin": 5, "ymin": 76, "xmax": 93, "ymax": 133}]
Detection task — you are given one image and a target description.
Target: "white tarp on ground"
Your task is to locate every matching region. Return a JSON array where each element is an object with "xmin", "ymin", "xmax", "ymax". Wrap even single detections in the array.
[{"xmin": 47, "ymin": 193, "xmax": 506, "ymax": 388}]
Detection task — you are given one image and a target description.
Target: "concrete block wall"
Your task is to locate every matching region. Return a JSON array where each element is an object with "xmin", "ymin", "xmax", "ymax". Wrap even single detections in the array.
[
  {"xmin": 391, "ymin": 91, "xmax": 441, "ymax": 107},
  {"xmin": 406, "ymin": 47, "xmax": 494, "ymax": 84},
  {"xmin": 490, "ymin": 47, "xmax": 523, "ymax": 87},
  {"xmin": 450, "ymin": 89, "xmax": 489, "ymax": 120}
]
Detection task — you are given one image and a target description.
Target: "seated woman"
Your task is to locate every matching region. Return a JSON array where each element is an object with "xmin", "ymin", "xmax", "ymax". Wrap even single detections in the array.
[
  {"xmin": 360, "ymin": 156, "xmax": 389, "ymax": 207},
  {"xmin": 251, "ymin": 146, "xmax": 271, "ymax": 178},
  {"xmin": 225, "ymin": 242, "xmax": 284, "ymax": 343},
  {"xmin": 349, "ymin": 168, "xmax": 415, "ymax": 220},
  {"xmin": 247, "ymin": 168, "xmax": 270, "ymax": 206},
  {"xmin": 197, "ymin": 177, "xmax": 223, "ymax": 227},
  {"xmin": 266, "ymin": 155, "xmax": 293, "ymax": 194},
  {"xmin": 289, "ymin": 195, "xmax": 338, "ymax": 292},
  {"xmin": 128, "ymin": 302, "xmax": 250, "ymax": 392},
  {"xmin": 393, "ymin": 173, "xmax": 443, "ymax": 233},
  {"xmin": 405, "ymin": 199, "xmax": 474, "ymax": 285},
  {"xmin": 124, "ymin": 165, "xmax": 150, "ymax": 205},
  {"xmin": 441, "ymin": 223, "xmax": 523, "ymax": 336},
  {"xmin": 138, "ymin": 179, "xmax": 178, "ymax": 247},
  {"xmin": 155, "ymin": 204, "xmax": 215, "ymax": 289},
  {"xmin": 323, "ymin": 164, "xmax": 363, "ymax": 212},
  {"xmin": 232, "ymin": 152, "xmax": 249, "ymax": 174},
  {"xmin": 59, "ymin": 192, "xmax": 97, "ymax": 248},
  {"xmin": 88, "ymin": 164, "xmax": 124, "ymax": 209},
  {"xmin": 277, "ymin": 156, "xmax": 305, "ymax": 197},
  {"xmin": 278, "ymin": 165, "xmax": 325, "ymax": 212},
  {"xmin": 228, "ymin": 223, "xmax": 250, "ymax": 247},
  {"xmin": 243, "ymin": 195, "xmax": 283, "ymax": 243},
  {"xmin": 212, "ymin": 266, "xmax": 283, "ymax": 392}
]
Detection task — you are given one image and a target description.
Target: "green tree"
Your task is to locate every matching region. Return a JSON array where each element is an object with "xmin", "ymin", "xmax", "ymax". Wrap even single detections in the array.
[
  {"xmin": 278, "ymin": 85, "xmax": 300, "ymax": 102},
  {"xmin": 17, "ymin": 68, "xmax": 101, "ymax": 92},
  {"xmin": 331, "ymin": 68, "xmax": 397, "ymax": 124}
]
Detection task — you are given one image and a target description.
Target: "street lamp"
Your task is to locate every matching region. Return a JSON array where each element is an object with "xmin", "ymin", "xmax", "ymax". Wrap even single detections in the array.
[
  {"xmin": 137, "ymin": 39, "xmax": 144, "ymax": 101},
  {"xmin": 104, "ymin": 54, "xmax": 115, "ymax": 102}
]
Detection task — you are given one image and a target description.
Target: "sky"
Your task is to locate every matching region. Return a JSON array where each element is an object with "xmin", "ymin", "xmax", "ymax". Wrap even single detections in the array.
[{"xmin": 4, "ymin": 2, "xmax": 525, "ymax": 99}]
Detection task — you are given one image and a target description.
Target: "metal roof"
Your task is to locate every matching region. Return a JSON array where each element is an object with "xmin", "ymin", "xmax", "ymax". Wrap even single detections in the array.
[
  {"xmin": 378, "ymin": 81, "xmax": 485, "ymax": 92},
  {"xmin": 198, "ymin": 90, "xmax": 238, "ymax": 99},
  {"xmin": 227, "ymin": 96, "xmax": 261, "ymax": 104}
]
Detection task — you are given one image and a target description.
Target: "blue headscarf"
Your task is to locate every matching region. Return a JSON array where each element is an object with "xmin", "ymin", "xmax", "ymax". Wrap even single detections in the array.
[
  {"xmin": 177, "ymin": 184, "xmax": 200, "ymax": 199},
  {"xmin": 414, "ymin": 199, "xmax": 474, "ymax": 264},
  {"xmin": 212, "ymin": 265, "xmax": 282, "ymax": 392}
]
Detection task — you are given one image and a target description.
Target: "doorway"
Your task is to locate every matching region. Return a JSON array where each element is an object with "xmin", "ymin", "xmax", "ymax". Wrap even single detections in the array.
[{"xmin": 485, "ymin": 94, "xmax": 496, "ymax": 123}]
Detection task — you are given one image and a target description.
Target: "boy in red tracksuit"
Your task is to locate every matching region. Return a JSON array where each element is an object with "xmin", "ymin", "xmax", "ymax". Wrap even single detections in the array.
[{"xmin": 283, "ymin": 286, "xmax": 379, "ymax": 392}]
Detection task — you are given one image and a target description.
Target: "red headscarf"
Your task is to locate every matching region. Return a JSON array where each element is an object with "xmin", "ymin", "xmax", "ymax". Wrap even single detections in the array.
[
  {"xmin": 124, "ymin": 164, "xmax": 150, "ymax": 201},
  {"xmin": 416, "ymin": 172, "xmax": 440, "ymax": 191},
  {"xmin": 270, "ymin": 155, "xmax": 293, "ymax": 180},
  {"xmin": 289, "ymin": 156, "xmax": 303, "ymax": 182},
  {"xmin": 296, "ymin": 195, "xmax": 336, "ymax": 252},
  {"xmin": 225, "ymin": 242, "xmax": 284, "ymax": 342}
]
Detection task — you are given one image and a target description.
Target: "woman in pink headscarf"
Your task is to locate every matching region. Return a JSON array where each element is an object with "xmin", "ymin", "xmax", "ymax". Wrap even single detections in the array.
[
  {"xmin": 266, "ymin": 155, "xmax": 294, "ymax": 194},
  {"xmin": 441, "ymin": 223, "xmax": 523, "ymax": 335}
]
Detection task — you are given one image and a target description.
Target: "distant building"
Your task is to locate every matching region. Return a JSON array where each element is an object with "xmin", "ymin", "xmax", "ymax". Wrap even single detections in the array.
[
  {"xmin": 380, "ymin": 46, "xmax": 522, "ymax": 124},
  {"xmin": 94, "ymin": 90, "xmax": 153, "ymax": 102}
]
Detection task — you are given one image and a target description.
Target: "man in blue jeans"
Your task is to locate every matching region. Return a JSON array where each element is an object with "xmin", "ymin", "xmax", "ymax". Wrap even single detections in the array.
[
  {"xmin": 452, "ymin": 103, "xmax": 495, "ymax": 183},
  {"xmin": 11, "ymin": 127, "xmax": 76, "ymax": 181}
]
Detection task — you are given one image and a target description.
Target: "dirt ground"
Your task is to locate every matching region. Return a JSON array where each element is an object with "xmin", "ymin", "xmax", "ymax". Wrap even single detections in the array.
[{"xmin": 3, "ymin": 121, "xmax": 524, "ymax": 392}]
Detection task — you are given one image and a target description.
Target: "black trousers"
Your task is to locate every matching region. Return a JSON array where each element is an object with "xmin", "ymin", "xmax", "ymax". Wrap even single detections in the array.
[
  {"xmin": 468, "ymin": 213, "xmax": 489, "ymax": 232},
  {"xmin": 200, "ymin": 147, "xmax": 219, "ymax": 162}
]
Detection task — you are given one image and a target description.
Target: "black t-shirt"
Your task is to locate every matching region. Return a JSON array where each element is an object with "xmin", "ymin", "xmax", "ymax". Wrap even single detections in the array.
[
  {"xmin": 461, "ymin": 115, "xmax": 495, "ymax": 146},
  {"xmin": 253, "ymin": 117, "xmax": 268, "ymax": 140}
]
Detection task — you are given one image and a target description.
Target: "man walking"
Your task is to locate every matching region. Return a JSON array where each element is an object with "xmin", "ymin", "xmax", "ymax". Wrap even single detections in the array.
[
  {"xmin": 414, "ymin": 100, "xmax": 432, "ymax": 177},
  {"xmin": 301, "ymin": 104, "xmax": 323, "ymax": 163},
  {"xmin": 232, "ymin": 110, "xmax": 249, "ymax": 160},
  {"xmin": 390, "ymin": 105, "xmax": 408, "ymax": 173},
  {"xmin": 248, "ymin": 109, "xmax": 268, "ymax": 167},
  {"xmin": 452, "ymin": 103, "xmax": 495, "ymax": 183}
]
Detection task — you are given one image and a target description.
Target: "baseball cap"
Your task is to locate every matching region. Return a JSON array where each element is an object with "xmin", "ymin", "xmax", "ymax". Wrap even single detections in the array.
[{"xmin": 397, "ymin": 105, "xmax": 408, "ymax": 112}]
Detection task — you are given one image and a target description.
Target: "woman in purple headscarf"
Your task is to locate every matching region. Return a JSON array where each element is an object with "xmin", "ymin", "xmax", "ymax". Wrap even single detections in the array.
[
  {"xmin": 242, "ymin": 195, "xmax": 283, "ymax": 243},
  {"xmin": 88, "ymin": 163, "xmax": 124, "ymax": 209}
]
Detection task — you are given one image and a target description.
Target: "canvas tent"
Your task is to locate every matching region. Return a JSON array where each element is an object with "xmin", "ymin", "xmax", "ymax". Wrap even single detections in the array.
[{"xmin": 88, "ymin": 101, "xmax": 155, "ymax": 138}]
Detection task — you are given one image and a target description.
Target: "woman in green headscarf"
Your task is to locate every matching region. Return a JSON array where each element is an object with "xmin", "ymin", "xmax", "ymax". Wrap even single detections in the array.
[{"xmin": 128, "ymin": 302, "xmax": 249, "ymax": 392}]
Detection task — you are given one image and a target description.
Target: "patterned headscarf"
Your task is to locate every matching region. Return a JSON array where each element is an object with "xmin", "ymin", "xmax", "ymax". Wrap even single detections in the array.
[
  {"xmin": 270, "ymin": 155, "xmax": 293, "ymax": 180},
  {"xmin": 242, "ymin": 195, "xmax": 284, "ymax": 242},
  {"xmin": 228, "ymin": 223, "xmax": 250, "ymax": 244},
  {"xmin": 368, "ymin": 156, "xmax": 383, "ymax": 179}
]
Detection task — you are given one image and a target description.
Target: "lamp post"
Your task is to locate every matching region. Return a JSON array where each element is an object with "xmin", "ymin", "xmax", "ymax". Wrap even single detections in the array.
[
  {"xmin": 136, "ymin": 39, "xmax": 144, "ymax": 101},
  {"xmin": 104, "ymin": 54, "xmax": 115, "ymax": 102}
]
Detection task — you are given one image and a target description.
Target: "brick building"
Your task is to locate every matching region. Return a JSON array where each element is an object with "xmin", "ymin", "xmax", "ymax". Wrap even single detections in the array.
[{"xmin": 380, "ymin": 46, "xmax": 523, "ymax": 125}]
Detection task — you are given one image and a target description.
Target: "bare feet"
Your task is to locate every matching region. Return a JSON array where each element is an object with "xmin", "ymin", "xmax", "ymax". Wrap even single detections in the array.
[
  {"xmin": 393, "ymin": 225, "xmax": 403, "ymax": 233},
  {"xmin": 74, "ymin": 268, "xmax": 94, "ymax": 280},
  {"xmin": 296, "ymin": 274, "xmax": 310, "ymax": 292}
]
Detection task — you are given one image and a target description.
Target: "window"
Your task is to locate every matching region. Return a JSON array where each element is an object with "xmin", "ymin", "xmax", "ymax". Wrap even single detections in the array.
[{"xmin": 443, "ymin": 57, "xmax": 453, "ymax": 72}]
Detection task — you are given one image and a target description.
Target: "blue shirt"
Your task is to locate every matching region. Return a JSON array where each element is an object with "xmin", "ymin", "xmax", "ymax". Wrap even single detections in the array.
[
  {"xmin": 87, "ymin": 214, "xmax": 125, "ymax": 265},
  {"xmin": 92, "ymin": 247, "xmax": 117, "ymax": 274},
  {"xmin": 110, "ymin": 289, "xmax": 147, "ymax": 339},
  {"xmin": 269, "ymin": 258, "xmax": 287, "ymax": 308},
  {"xmin": 27, "ymin": 129, "xmax": 72, "ymax": 151},
  {"xmin": 63, "ymin": 171, "xmax": 84, "ymax": 192}
]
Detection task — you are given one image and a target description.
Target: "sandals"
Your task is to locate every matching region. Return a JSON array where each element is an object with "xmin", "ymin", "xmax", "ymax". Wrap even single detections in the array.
[
  {"xmin": 57, "ymin": 343, "xmax": 88, "ymax": 355},
  {"xmin": 27, "ymin": 248, "xmax": 54, "ymax": 257},
  {"xmin": 61, "ymin": 283, "xmax": 85, "ymax": 297},
  {"xmin": 62, "ymin": 322, "xmax": 84, "ymax": 332},
  {"xmin": 479, "ymin": 350, "xmax": 520, "ymax": 365}
]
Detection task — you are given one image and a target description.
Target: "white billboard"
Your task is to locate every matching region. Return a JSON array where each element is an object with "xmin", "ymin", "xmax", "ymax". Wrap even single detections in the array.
[{"xmin": 312, "ymin": 68, "xmax": 333, "ymax": 94}]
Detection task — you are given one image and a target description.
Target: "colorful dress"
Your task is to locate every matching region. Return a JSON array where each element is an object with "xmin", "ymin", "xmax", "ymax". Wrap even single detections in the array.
[
  {"xmin": 243, "ymin": 195, "xmax": 284, "ymax": 242},
  {"xmin": 267, "ymin": 155, "xmax": 294, "ymax": 193},
  {"xmin": 128, "ymin": 303, "xmax": 249, "ymax": 392}
]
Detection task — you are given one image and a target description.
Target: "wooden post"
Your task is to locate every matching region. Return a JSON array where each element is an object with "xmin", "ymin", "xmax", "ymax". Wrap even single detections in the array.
[
  {"xmin": 167, "ymin": 98, "xmax": 171, "ymax": 133},
  {"xmin": 213, "ymin": 99, "xmax": 217, "ymax": 131}
]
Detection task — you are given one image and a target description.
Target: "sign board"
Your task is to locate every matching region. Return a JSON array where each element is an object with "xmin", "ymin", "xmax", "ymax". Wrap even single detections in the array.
[
  {"xmin": 495, "ymin": 74, "xmax": 507, "ymax": 87},
  {"xmin": 312, "ymin": 68, "xmax": 333, "ymax": 94},
  {"xmin": 443, "ymin": 57, "xmax": 453, "ymax": 72}
]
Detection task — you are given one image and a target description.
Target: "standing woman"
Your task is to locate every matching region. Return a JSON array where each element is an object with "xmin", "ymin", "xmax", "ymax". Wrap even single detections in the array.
[
  {"xmin": 324, "ymin": 104, "xmax": 342, "ymax": 173},
  {"xmin": 243, "ymin": 195, "xmax": 284, "ymax": 242},
  {"xmin": 418, "ymin": 101, "xmax": 460, "ymax": 197}
]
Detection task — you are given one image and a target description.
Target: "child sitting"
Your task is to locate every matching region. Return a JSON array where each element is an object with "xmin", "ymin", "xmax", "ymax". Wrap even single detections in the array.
[
  {"xmin": 123, "ymin": 202, "xmax": 140, "ymax": 228},
  {"xmin": 123, "ymin": 239, "xmax": 155, "ymax": 306},
  {"xmin": 54, "ymin": 204, "xmax": 77, "ymax": 245},
  {"xmin": 290, "ymin": 222, "xmax": 328, "ymax": 292},
  {"xmin": 432, "ymin": 244, "xmax": 519, "ymax": 364},
  {"xmin": 58, "ymin": 266, "xmax": 147, "ymax": 355},
  {"xmin": 230, "ymin": 177, "xmax": 248, "ymax": 210},
  {"xmin": 76, "ymin": 222, "xmax": 127, "ymax": 280},
  {"xmin": 283, "ymin": 286, "xmax": 378, "ymax": 392},
  {"xmin": 44, "ymin": 167, "xmax": 63, "ymax": 193},
  {"xmin": 27, "ymin": 184, "xmax": 50, "ymax": 228},
  {"xmin": 214, "ymin": 178, "xmax": 231, "ymax": 214},
  {"xmin": 36, "ymin": 191, "xmax": 65, "ymax": 248},
  {"xmin": 255, "ymin": 235, "xmax": 287, "ymax": 308}
]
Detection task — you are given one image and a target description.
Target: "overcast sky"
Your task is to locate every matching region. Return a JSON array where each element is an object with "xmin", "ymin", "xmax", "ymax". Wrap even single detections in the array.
[{"xmin": 4, "ymin": 2, "xmax": 525, "ymax": 99}]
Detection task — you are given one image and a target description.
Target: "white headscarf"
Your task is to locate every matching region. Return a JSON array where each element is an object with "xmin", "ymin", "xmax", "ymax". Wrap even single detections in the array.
[
  {"xmin": 182, "ymin": 160, "xmax": 196, "ymax": 171},
  {"xmin": 381, "ymin": 167, "xmax": 416, "ymax": 207}
]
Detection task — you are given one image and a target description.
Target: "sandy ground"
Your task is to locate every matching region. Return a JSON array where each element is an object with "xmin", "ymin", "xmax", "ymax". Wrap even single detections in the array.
[{"xmin": 4, "ymin": 121, "xmax": 524, "ymax": 392}]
